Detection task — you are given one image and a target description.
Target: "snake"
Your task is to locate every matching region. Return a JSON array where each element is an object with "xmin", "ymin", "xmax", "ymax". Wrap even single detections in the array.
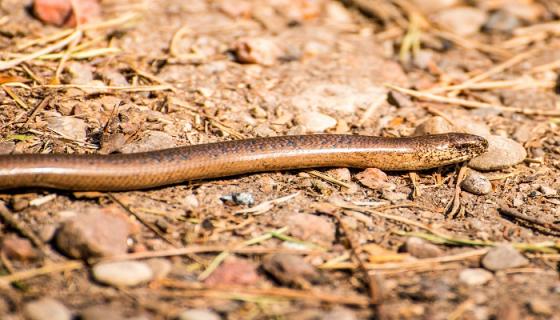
[{"xmin": 0, "ymin": 133, "xmax": 487, "ymax": 191}]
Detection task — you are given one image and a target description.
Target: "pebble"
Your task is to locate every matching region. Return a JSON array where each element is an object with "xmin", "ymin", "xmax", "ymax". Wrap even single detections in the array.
[
  {"xmin": 232, "ymin": 37, "xmax": 280, "ymax": 66},
  {"xmin": 355, "ymin": 168, "xmax": 394, "ymax": 190},
  {"xmin": 322, "ymin": 307, "xmax": 357, "ymax": 320},
  {"xmin": 204, "ymin": 257, "xmax": 260, "ymax": 287},
  {"xmin": 413, "ymin": 116, "xmax": 455, "ymax": 136},
  {"xmin": 286, "ymin": 213, "xmax": 335, "ymax": 245},
  {"xmin": 295, "ymin": 111, "xmax": 337, "ymax": 133},
  {"xmin": 468, "ymin": 135, "xmax": 527, "ymax": 171},
  {"xmin": 47, "ymin": 116, "xmax": 87, "ymax": 141},
  {"xmin": 461, "ymin": 170, "xmax": 492, "ymax": 195},
  {"xmin": 92, "ymin": 261, "xmax": 153, "ymax": 287},
  {"xmin": 66, "ymin": 61, "xmax": 94, "ymax": 85},
  {"xmin": 381, "ymin": 190, "xmax": 408, "ymax": 202},
  {"xmin": 410, "ymin": 0, "xmax": 459, "ymax": 12},
  {"xmin": 262, "ymin": 254, "xmax": 322, "ymax": 286},
  {"xmin": 220, "ymin": 192, "xmax": 255, "ymax": 206},
  {"xmin": 0, "ymin": 141, "xmax": 15, "ymax": 154},
  {"xmin": 291, "ymin": 83, "xmax": 387, "ymax": 114},
  {"xmin": 433, "ymin": 6, "xmax": 488, "ymax": 36},
  {"xmin": 485, "ymin": 10, "xmax": 520, "ymax": 33},
  {"xmin": 80, "ymin": 305, "xmax": 124, "ymax": 320},
  {"xmin": 1, "ymin": 234, "xmax": 38, "ymax": 261},
  {"xmin": 454, "ymin": 118, "xmax": 491, "ymax": 137},
  {"xmin": 459, "ymin": 268, "xmax": 493, "ymax": 286},
  {"xmin": 178, "ymin": 309, "xmax": 221, "ymax": 320},
  {"xmin": 481, "ymin": 245, "xmax": 529, "ymax": 271},
  {"xmin": 33, "ymin": 0, "xmax": 100, "ymax": 27},
  {"xmin": 145, "ymin": 258, "xmax": 172, "ymax": 279},
  {"xmin": 55, "ymin": 210, "xmax": 130, "ymax": 259},
  {"xmin": 403, "ymin": 237, "xmax": 443, "ymax": 259},
  {"xmin": 182, "ymin": 194, "xmax": 199, "ymax": 208},
  {"xmin": 23, "ymin": 298, "xmax": 72, "ymax": 320},
  {"xmin": 527, "ymin": 298, "xmax": 552, "ymax": 316},
  {"xmin": 99, "ymin": 68, "xmax": 130, "ymax": 86},
  {"xmin": 538, "ymin": 185, "xmax": 556, "ymax": 197},
  {"xmin": 120, "ymin": 130, "xmax": 176, "ymax": 153}
]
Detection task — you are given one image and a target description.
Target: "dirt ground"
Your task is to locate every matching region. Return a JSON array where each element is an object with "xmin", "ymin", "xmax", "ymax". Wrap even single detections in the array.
[{"xmin": 1, "ymin": 0, "xmax": 560, "ymax": 319}]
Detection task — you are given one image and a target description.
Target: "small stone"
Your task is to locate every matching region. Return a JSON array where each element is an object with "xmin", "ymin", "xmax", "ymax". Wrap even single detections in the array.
[
  {"xmin": 496, "ymin": 302, "xmax": 520, "ymax": 320},
  {"xmin": 0, "ymin": 141, "xmax": 15, "ymax": 154},
  {"xmin": 291, "ymin": 83, "xmax": 387, "ymax": 114},
  {"xmin": 23, "ymin": 298, "xmax": 71, "ymax": 320},
  {"xmin": 92, "ymin": 261, "xmax": 153, "ymax": 287},
  {"xmin": 481, "ymin": 245, "xmax": 529, "ymax": 271},
  {"xmin": 182, "ymin": 194, "xmax": 199, "ymax": 208},
  {"xmin": 527, "ymin": 298, "xmax": 552, "ymax": 316},
  {"xmin": 323, "ymin": 307, "xmax": 357, "ymax": 320},
  {"xmin": 145, "ymin": 258, "xmax": 172, "ymax": 279},
  {"xmin": 433, "ymin": 6, "xmax": 488, "ymax": 36},
  {"xmin": 381, "ymin": 190, "xmax": 408, "ymax": 202},
  {"xmin": 80, "ymin": 305, "xmax": 124, "ymax": 320},
  {"xmin": 99, "ymin": 68, "xmax": 129, "ymax": 86},
  {"xmin": 403, "ymin": 237, "xmax": 443, "ymax": 259},
  {"xmin": 326, "ymin": 168, "xmax": 352, "ymax": 182},
  {"xmin": 1, "ymin": 235, "xmax": 38, "ymax": 261},
  {"xmin": 178, "ymin": 309, "xmax": 221, "ymax": 320},
  {"xmin": 55, "ymin": 210, "xmax": 130, "ymax": 259},
  {"xmin": 66, "ymin": 61, "xmax": 94, "ymax": 85},
  {"xmin": 47, "ymin": 116, "xmax": 87, "ymax": 141},
  {"xmin": 286, "ymin": 213, "xmax": 335, "ymax": 245},
  {"xmin": 355, "ymin": 168, "xmax": 394, "ymax": 190},
  {"xmin": 459, "ymin": 268, "xmax": 493, "ymax": 286},
  {"xmin": 33, "ymin": 0, "xmax": 100, "ymax": 27},
  {"xmin": 295, "ymin": 111, "xmax": 337, "ymax": 133},
  {"xmin": 538, "ymin": 185, "xmax": 556, "ymax": 197},
  {"xmin": 410, "ymin": 0, "xmax": 459, "ymax": 12},
  {"xmin": 120, "ymin": 131, "xmax": 176, "ymax": 153},
  {"xmin": 204, "ymin": 257, "xmax": 260, "ymax": 287},
  {"xmin": 454, "ymin": 118, "xmax": 491, "ymax": 137},
  {"xmin": 413, "ymin": 116, "xmax": 455, "ymax": 136},
  {"xmin": 232, "ymin": 37, "xmax": 280, "ymax": 66},
  {"xmin": 461, "ymin": 170, "xmax": 492, "ymax": 195},
  {"xmin": 485, "ymin": 10, "xmax": 520, "ymax": 33},
  {"xmin": 220, "ymin": 192, "xmax": 254, "ymax": 206},
  {"xmin": 468, "ymin": 135, "xmax": 527, "ymax": 171},
  {"xmin": 262, "ymin": 254, "xmax": 323, "ymax": 286}
]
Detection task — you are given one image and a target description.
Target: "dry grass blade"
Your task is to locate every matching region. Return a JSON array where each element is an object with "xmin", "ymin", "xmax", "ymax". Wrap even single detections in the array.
[
  {"xmin": 234, "ymin": 192, "xmax": 300, "ymax": 215},
  {"xmin": 0, "ymin": 30, "xmax": 82, "ymax": 71},
  {"xmin": 427, "ymin": 79, "xmax": 555, "ymax": 94},
  {"xmin": 1, "ymin": 85, "xmax": 29, "ymax": 110},
  {"xmin": 0, "ymin": 261, "xmax": 83, "ymax": 285},
  {"xmin": 386, "ymin": 84, "xmax": 560, "ymax": 116},
  {"xmin": 39, "ymin": 84, "xmax": 172, "ymax": 92}
]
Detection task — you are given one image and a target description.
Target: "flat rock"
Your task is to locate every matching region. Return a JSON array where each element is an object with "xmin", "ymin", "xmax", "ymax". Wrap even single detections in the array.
[
  {"xmin": 178, "ymin": 309, "xmax": 221, "ymax": 320},
  {"xmin": 286, "ymin": 213, "xmax": 335, "ymax": 245},
  {"xmin": 262, "ymin": 253, "xmax": 323, "ymax": 286},
  {"xmin": 459, "ymin": 268, "xmax": 493, "ymax": 286},
  {"xmin": 23, "ymin": 298, "xmax": 72, "ymax": 320},
  {"xmin": 47, "ymin": 116, "xmax": 87, "ymax": 141},
  {"xmin": 1, "ymin": 234, "xmax": 38, "ymax": 261},
  {"xmin": 468, "ymin": 135, "xmax": 526, "ymax": 171},
  {"xmin": 145, "ymin": 258, "xmax": 172, "ymax": 279},
  {"xmin": 481, "ymin": 245, "xmax": 529, "ymax": 271},
  {"xmin": 55, "ymin": 210, "xmax": 129, "ymax": 259},
  {"xmin": 461, "ymin": 170, "xmax": 492, "ymax": 195},
  {"xmin": 291, "ymin": 83, "xmax": 387, "ymax": 114},
  {"xmin": 411, "ymin": 0, "xmax": 459, "ymax": 12},
  {"xmin": 80, "ymin": 305, "xmax": 125, "ymax": 320},
  {"xmin": 92, "ymin": 261, "xmax": 153, "ymax": 287},
  {"xmin": 204, "ymin": 257, "xmax": 260, "ymax": 287},
  {"xmin": 433, "ymin": 6, "xmax": 488, "ymax": 36},
  {"xmin": 403, "ymin": 237, "xmax": 443, "ymax": 259},
  {"xmin": 413, "ymin": 116, "xmax": 455, "ymax": 136},
  {"xmin": 355, "ymin": 168, "xmax": 394, "ymax": 190},
  {"xmin": 120, "ymin": 130, "xmax": 176, "ymax": 153},
  {"xmin": 295, "ymin": 111, "xmax": 337, "ymax": 133}
]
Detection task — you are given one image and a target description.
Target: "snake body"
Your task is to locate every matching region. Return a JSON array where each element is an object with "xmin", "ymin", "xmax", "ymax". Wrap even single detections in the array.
[{"xmin": 0, "ymin": 133, "xmax": 487, "ymax": 191}]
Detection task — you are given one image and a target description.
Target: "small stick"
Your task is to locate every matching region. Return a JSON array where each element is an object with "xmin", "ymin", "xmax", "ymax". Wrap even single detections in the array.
[{"xmin": 498, "ymin": 207, "xmax": 560, "ymax": 233}]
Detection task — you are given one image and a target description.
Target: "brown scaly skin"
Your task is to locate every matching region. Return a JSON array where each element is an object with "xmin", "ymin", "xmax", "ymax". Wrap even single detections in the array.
[{"xmin": 0, "ymin": 133, "xmax": 488, "ymax": 191}]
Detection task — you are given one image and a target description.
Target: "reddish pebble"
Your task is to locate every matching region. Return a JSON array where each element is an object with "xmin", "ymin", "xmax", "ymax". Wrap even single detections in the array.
[
  {"xmin": 355, "ymin": 168, "xmax": 393, "ymax": 190},
  {"xmin": 33, "ymin": 0, "xmax": 101, "ymax": 27},
  {"xmin": 204, "ymin": 257, "xmax": 260, "ymax": 287},
  {"xmin": 1, "ymin": 235, "xmax": 38, "ymax": 261}
]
